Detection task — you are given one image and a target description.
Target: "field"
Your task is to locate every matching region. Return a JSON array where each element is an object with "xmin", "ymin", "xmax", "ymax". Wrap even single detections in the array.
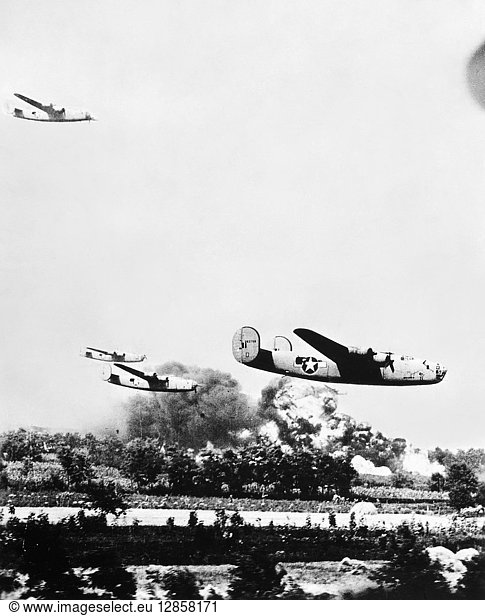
[
  {"xmin": 130, "ymin": 561, "xmax": 386, "ymax": 599},
  {"xmin": 0, "ymin": 488, "xmax": 452, "ymax": 514},
  {"xmin": 0, "ymin": 504, "xmax": 475, "ymax": 530}
]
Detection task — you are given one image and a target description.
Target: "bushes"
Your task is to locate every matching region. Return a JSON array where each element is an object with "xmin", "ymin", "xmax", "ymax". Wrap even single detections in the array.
[
  {"xmin": 346, "ymin": 545, "xmax": 485, "ymax": 600},
  {"xmin": 1, "ymin": 511, "xmax": 484, "ymax": 599},
  {"xmin": 351, "ymin": 484, "xmax": 448, "ymax": 504},
  {"xmin": 227, "ymin": 549, "xmax": 286, "ymax": 599},
  {"xmin": 455, "ymin": 553, "xmax": 485, "ymax": 599},
  {"xmin": 0, "ymin": 513, "xmax": 136, "ymax": 599},
  {"xmin": 5, "ymin": 461, "xmax": 67, "ymax": 492},
  {"xmin": 159, "ymin": 568, "xmax": 201, "ymax": 599},
  {"xmin": 17, "ymin": 516, "xmax": 482, "ymax": 567},
  {"xmin": 344, "ymin": 546, "xmax": 453, "ymax": 599}
]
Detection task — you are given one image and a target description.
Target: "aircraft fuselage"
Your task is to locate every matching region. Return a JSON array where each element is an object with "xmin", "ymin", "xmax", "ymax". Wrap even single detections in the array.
[
  {"xmin": 101, "ymin": 364, "xmax": 197, "ymax": 392},
  {"xmin": 13, "ymin": 108, "xmax": 93, "ymax": 122},
  {"xmin": 81, "ymin": 347, "xmax": 146, "ymax": 362},
  {"xmin": 233, "ymin": 327, "xmax": 446, "ymax": 386}
]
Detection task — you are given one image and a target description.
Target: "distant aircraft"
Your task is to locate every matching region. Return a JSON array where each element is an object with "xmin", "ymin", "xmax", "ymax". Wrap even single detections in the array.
[
  {"xmin": 102, "ymin": 363, "xmax": 198, "ymax": 392},
  {"xmin": 233, "ymin": 326, "xmax": 447, "ymax": 386},
  {"xmin": 81, "ymin": 347, "xmax": 146, "ymax": 363},
  {"xmin": 10, "ymin": 93, "xmax": 95, "ymax": 122}
]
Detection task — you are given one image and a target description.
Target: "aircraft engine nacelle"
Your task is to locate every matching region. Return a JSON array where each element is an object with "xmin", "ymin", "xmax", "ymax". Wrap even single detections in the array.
[
  {"xmin": 232, "ymin": 326, "xmax": 261, "ymax": 364},
  {"xmin": 370, "ymin": 352, "xmax": 391, "ymax": 365},
  {"xmin": 165, "ymin": 376, "xmax": 198, "ymax": 391},
  {"xmin": 115, "ymin": 352, "xmax": 146, "ymax": 362},
  {"xmin": 348, "ymin": 347, "xmax": 390, "ymax": 364},
  {"xmin": 348, "ymin": 346, "xmax": 369, "ymax": 356}
]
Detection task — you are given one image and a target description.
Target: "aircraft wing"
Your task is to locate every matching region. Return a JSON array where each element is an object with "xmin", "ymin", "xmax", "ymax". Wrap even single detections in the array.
[
  {"xmin": 293, "ymin": 328, "xmax": 382, "ymax": 383},
  {"xmin": 86, "ymin": 346, "xmax": 109, "ymax": 354},
  {"xmin": 293, "ymin": 329, "xmax": 350, "ymax": 363},
  {"xmin": 14, "ymin": 93, "xmax": 48, "ymax": 112},
  {"xmin": 114, "ymin": 363, "xmax": 151, "ymax": 381}
]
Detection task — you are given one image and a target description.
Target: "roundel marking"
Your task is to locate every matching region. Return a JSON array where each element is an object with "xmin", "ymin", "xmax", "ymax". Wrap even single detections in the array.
[{"xmin": 301, "ymin": 357, "xmax": 319, "ymax": 374}]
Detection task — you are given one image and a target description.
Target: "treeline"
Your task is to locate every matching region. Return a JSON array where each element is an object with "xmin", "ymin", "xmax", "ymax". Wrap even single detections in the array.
[
  {"xmin": 2, "ymin": 429, "xmax": 485, "ymax": 508},
  {"xmin": 0, "ymin": 430, "xmax": 357, "ymax": 500}
]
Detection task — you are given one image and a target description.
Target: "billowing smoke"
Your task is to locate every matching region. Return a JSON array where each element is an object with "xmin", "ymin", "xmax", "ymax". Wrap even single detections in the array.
[
  {"xmin": 351, "ymin": 455, "xmax": 392, "ymax": 477},
  {"xmin": 257, "ymin": 377, "xmax": 339, "ymax": 448},
  {"xmin": 402, "ymin": 448, "xmax": 445, "ymax": 476},
  {"xmin": 256, "ymin": 378, "xmax": 450, "ymax": 477},
  {"xmin": 257, "ymin": 377, "xmax": 410, "ymax": 473},
  {"xmin": 467, "ymin": 41, "xmax": 485, "ymax": 110},
  {"xmin": 122, "ymin": 363, "xmax": 259, "ymax": 449}
]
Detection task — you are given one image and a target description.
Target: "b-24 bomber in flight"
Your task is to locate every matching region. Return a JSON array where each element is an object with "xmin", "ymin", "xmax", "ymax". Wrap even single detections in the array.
[
  {"xmin": 10, "ymin": 93, "xmax": 95, "ymax": 122},
  {"xmin": 233, "ymin": 326, "xmax": 447, "ymax": 386},
  {"xmin": 81, "ymin": 346, "xmax": 146, "ymax": 363},
  {"xmin": 82, "ymin": 345, "xmax": 197, "ymax": 392},
  {"xmin": 101, "ymin": 364, "xmax": 198, "ymax": 393}
]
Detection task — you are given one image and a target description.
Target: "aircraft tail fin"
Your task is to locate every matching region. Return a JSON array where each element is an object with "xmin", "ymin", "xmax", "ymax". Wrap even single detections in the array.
[{"xmin": 232, "ymin": 326, "xmax": 261, "ymax": 364}]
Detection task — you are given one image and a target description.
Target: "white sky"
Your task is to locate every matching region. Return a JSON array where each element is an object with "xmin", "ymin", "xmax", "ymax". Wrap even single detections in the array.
[{"xmin": 1, "ymin": 0, "xmax": 485, "ymax": 450}]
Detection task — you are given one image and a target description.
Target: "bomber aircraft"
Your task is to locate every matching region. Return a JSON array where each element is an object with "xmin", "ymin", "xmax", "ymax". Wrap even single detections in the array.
[
  {"xmin": 101, "ymin": 363, "xmax": 198, "ymax": 392},
  {"xmin": 233, "ymin": 326, "xmax": 447, "ymax": 386},
  {"xmin": 10, "ymin": 93, "xmax": 95, "ymax": 122},
  {"xmin": 81, "ymin": 346, "xmax": 146, "ymax": 363}
]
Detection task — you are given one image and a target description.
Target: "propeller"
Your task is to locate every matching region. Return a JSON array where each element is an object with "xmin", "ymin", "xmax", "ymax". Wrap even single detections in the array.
[
  {"xmin": 384, "ymin": 353, "xmax": 395, "ymax": 373},
  {"xmin": 366, "ymin": 348, "xmax": 395, "ymax": 372}
]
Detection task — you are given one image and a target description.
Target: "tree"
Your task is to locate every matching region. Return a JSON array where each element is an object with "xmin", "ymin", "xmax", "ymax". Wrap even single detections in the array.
[
  {"xmin": 57, "ymin": 446, "xmax": 93, "ymax": 490},
  {"xmin": 0, "ymin": 429, "xmax": 45, "ymax": 462},
  {"xmin": 429, "ymin": 472, "xmax": 445, "ymax": 492},
  {"xmin": 316, "ymin": 452, "xmax": 357, "ymax": 497},
  {"xmin": 86, "ymin": 434, "xmax": 125, "ymax": 468},
  {"xmin": 121, "ymin": 438, "xmax": 164, "ymax": 488},
  {"xmin": 429, "ymin": 447, "xmax": 485, "ymax": 472},
  {"xmin": 292, "ymin": 449, "xmax": 319, "ymax": 499},
  {"xmin": 85, "ymin": 481, "xmax": 128, "ymax": 517},
  {"xmin": 391, "ymin": 471, "xmax": 415, "ymax": 489},
  {"xmin": 447, "ymin": 463, "xmax": 478, "ymax": 510},
  {"xmin": 165, "ymin": 449, "xmax": 198, "ymax": 494}
]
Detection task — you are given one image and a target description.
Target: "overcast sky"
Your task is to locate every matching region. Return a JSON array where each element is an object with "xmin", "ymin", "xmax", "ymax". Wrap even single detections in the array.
[{"xmin": 1, "ymin": 0, "xmax": 485, "ymax": 450}]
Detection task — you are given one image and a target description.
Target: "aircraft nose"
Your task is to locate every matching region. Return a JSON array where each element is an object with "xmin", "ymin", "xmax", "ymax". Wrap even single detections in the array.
[{"xmin": 437, "ymin": 365, "xmax": 447, "ymax": 381}]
